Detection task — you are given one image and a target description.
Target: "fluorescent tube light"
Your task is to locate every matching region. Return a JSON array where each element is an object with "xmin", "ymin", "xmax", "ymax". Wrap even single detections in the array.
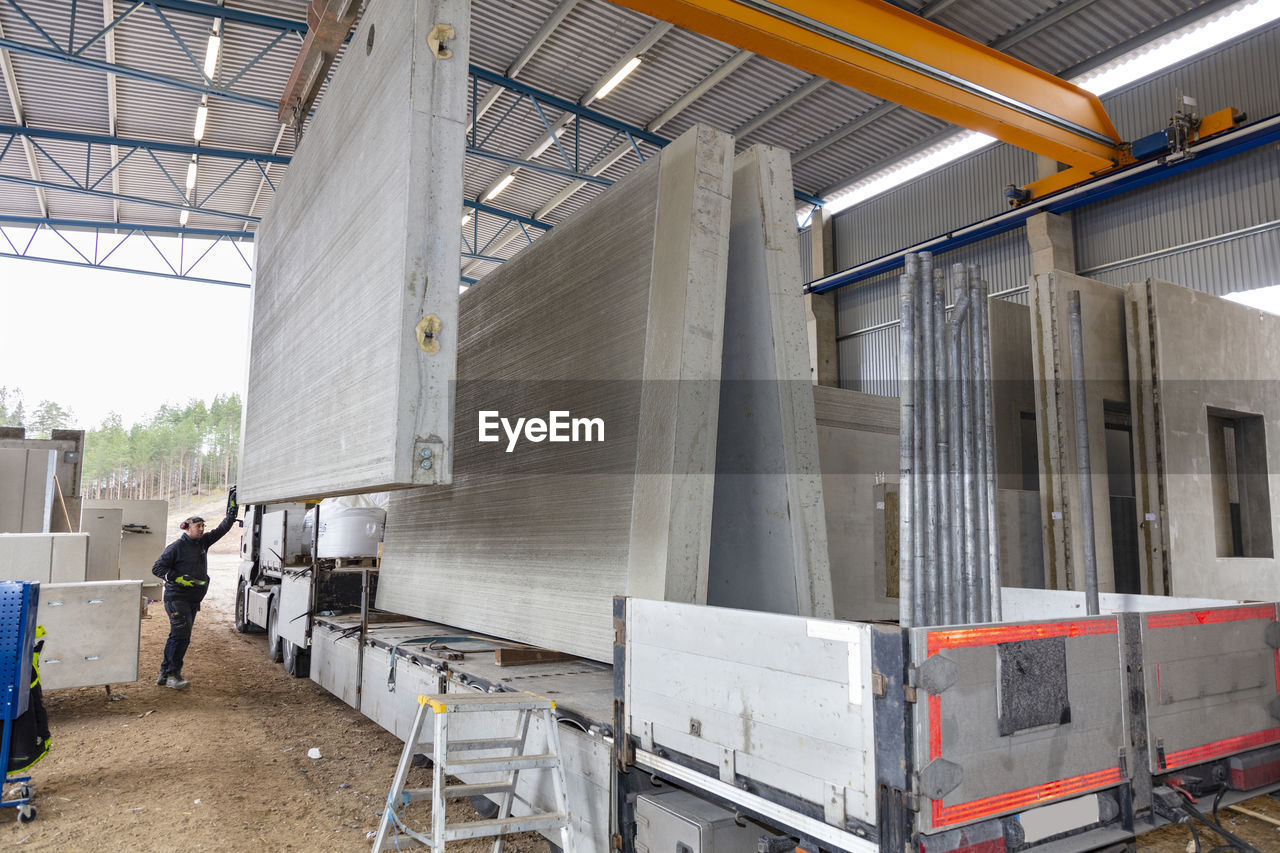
[
  {"xmin": 460, "ymin": 213, "xmax": 472, "ymax": 226},
  {"xmin": 185, "ymin": 158, "xmax": 198, "ymax": 190},
  {"xmin": 485, "ymin": 173, "xmax": 515, "ymax": 201},
  {"xmin": 193, "ymin": 99, "xmax": 209, "ymax": 142},
  {"xmin": 593, "ymin": 56, "xmax": 641, "ymax": 101},
  {"xmin": 203, "ymin": 33, "xmax": 221, "ymax": 81},
  {"xmin": 180, "ymin": 209, "xmax": 190, "ymax": 226}
]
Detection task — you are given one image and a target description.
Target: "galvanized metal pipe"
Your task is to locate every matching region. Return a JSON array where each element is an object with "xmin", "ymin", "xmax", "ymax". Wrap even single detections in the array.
[
  {"xmin": 934, "ymin": 266, "xmax": 952, "ymax": 625},
  {"xmin": 959, "ymin": 275, "xmax": 978, "ymax": 623},
  {"xmin": 968, "ymin": 267, "xmax": 991, "ymax": 622},
  {"xmin": 1067, "ymin": 290, "xmax": 1101, "ymax": 616},
  {"xmin": 947, "ymin": 271, "xmax": 969, "ymax": 625},
  {"xmin": 919, "ymin": 252, "xmax": 939, "ymax": 625},
  {"xmin": 978, "ymin": 272, "xmax": 1002, "ymax": 621},
  {"xmin": 898, "ymin": 261, "xmax": 917, "ymax": 627},
  {"xmin": 911, "ymin": 257, "xmax": 927, "ymax": 627}
]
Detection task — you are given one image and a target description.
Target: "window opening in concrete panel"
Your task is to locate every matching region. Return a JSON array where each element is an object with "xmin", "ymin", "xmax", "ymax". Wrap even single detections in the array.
[
  {"xmin": 1019, "ymin": 411, "xmax": 1038, "ymax": 492},
  {"xmin": 1104, "ymin": 401, "xmax": 1140, "ymax": 594},
  {"xmin": 1208, "ymin": 408, "xmax": 1273, "ymax": 558}
]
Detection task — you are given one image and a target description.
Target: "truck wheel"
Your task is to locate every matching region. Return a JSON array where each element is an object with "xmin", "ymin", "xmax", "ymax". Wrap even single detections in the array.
[
  {"xmin": 234, "ymin": 578, "xmax": 258, "ymax": 634},
  {"xmin": 266, "ymin": 594, "xmax": 283, "ymax": 663},
  {"xmin": 283, "ymin": 639, "xmax": 310, "ymax": 679}
]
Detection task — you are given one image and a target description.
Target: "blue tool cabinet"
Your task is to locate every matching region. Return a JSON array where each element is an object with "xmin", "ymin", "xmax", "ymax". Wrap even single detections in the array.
[{"xmin": 0, "ymin": 581, "xmax": 39, "ymax": 823}]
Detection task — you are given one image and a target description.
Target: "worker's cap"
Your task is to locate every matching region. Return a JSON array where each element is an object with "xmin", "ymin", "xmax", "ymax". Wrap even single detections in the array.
[{"xmin": 179, "ymin": 516, "xmax": 205, "ymax": 530}]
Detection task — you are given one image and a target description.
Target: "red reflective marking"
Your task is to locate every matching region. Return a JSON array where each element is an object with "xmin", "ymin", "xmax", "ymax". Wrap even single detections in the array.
[
  {"xmin": 929, "ymin": 695, "xmax": 942, "ymax": 760},
  {"xmin": 936, "ymin": 767, "xmax": 1123, "ymax": 826},
  {"xmin": 927, "ymin": 618, "xmax": 1116, "ymax": 654},
  {"xmin": 1146, "ymin": 604, "xmax": 1276, "ymax": 630},
  {"xmin": 1163, "ymin": 727, "xmax": 1280, "ymax": 771}
]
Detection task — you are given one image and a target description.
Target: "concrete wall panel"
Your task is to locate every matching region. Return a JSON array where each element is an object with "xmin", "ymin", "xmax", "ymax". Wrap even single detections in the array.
[
  {"xmin": 375, "ymin": 126, "xmax": 734, "ymax": 662},
  {"xmin": 1130, "ymin": 279, "xmax": 1280, "ymax": 599},
  {"xmin": 239, "ymin": 0, "xmax": 470, "ymax": 502},
  {"xmin": 708, "ymin": 147, "xmax": 832, "ymax": 618}
]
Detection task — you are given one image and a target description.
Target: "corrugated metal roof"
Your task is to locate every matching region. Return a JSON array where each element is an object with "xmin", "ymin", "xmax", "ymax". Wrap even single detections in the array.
[{"xmin": 0, "ymin": 0, "xmax": 1251, "ymax": 285}]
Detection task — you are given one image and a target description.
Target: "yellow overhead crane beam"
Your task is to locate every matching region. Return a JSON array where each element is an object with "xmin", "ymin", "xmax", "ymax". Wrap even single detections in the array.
[{"xmin": 611, "ymin": 0, "xmax": 1127, "ymax": 177}]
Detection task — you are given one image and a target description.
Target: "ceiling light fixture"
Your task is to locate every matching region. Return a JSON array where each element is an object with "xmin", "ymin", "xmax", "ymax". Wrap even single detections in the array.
[
  {"xmin": 485, "ymin": 173, "xmax": 515, "ymax": 201},
  {"xmin": 193, "ymin": 96, "xmax": 209, "ymax": 142},
  {"xmin": 461, "ymin": 213, "xmax": 472, "ymax": 226},
  {"xmin": 180, "ymin": 208, "xmax": 191, "ymax": 226},
  {"xmin": 203, "ymin": 31, "xmax": 221, "ymax": 81},
  {"xmin": 593, "ymin": 56, "xmax": 642, "ymax": 101},
  {"xmin": 185, "ymin": 156, "xmax": 198, "ymax": 190}
]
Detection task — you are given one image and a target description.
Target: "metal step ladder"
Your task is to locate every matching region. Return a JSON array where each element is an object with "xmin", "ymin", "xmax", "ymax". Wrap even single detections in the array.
[{"xmin": 372, "ymin": 691, "xmax": 574, "ymax": 853}]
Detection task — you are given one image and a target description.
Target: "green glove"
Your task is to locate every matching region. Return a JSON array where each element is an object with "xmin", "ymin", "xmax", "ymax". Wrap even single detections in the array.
[{"xmin": 174, "ymin": 575, "xmax": 207, "ymax": 588}]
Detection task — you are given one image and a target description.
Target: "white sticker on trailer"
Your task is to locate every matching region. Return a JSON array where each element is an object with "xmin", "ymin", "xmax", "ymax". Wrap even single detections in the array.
[{"xmin": 805, "ymin": 620, "xmax": 863, "ymax": 704}]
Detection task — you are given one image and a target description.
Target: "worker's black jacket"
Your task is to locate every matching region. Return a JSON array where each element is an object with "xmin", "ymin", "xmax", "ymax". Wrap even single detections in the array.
[{"xmin": 151, "ymin": 514, "xmax": 237, "ymax": 604}]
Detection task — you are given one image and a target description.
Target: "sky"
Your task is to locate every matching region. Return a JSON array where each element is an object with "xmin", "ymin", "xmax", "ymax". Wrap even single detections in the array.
[{"xmin": 0, "ymin": 245, "xmax": 252, "ymax": 429}]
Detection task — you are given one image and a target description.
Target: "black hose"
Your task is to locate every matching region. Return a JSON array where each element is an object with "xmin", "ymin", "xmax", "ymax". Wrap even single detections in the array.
[{"xmin": 1179, "ymin": 797, "xmax": 1264, "ymax": 853}]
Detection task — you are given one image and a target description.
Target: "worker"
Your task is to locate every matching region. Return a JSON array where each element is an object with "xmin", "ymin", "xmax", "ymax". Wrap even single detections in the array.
[{"xmin": 151, "ymin": 490, "xmax": 239, "ymax": 690}]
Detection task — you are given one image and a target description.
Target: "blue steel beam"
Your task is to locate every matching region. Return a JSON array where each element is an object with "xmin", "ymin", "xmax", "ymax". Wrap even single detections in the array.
[
  {"xmin": 806, "ymin": 112, "xmax": 1280, "ymax": 294},
  {"xmin": 462, "ymin": 199, "xmax": 553, "ymax": 231},
  {"xmin": 466, "ymin": 146, "xmax": 612, "ymax": 188},
  {"xmin": 0, "ymin": 213, "xmax": 253, "ymax": 240},
  {"xmin": 471, "ymin": 65, "xmax": 668, "ymax": 149},
  {"xmin": 0, "ymin": 35, "xmax": 278, "ymax": 110},
  {"xmin": 471, "ymin": 64, "xmax": 824, "ymax": 208},
  {"xmin": 0, "ymin": 173, "xmax": 261, "ymax": 223},
  {"xmin": 0, "ymin": 124, "xmax": 291, "ymax": 165},
  {"xmin": 144, "ymin": 0, "xmax": 307, "ymax": 33},
  {"xmin": 0, "ymin": 251, "xmax": 250, "ymax": 288}
]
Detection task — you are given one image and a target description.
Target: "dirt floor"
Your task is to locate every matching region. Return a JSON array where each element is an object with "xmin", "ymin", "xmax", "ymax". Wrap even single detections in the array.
[
  {"xmin": 1, "ymin": 494, "xmax": 544, "ymax": 852},
  {"xmin": 6, "ymin": 494, "xmax": 1280, "ymax": 851}
]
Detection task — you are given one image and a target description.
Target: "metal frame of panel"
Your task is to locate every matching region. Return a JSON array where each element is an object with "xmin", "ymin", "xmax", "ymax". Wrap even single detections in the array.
[
  {"xmin": 911, "ymin": 616, "xmax": 1128, "ymax": 835},
  {"xmin": 1136, "ymin": 602, "xmax": 1280, "ymax": 774}
]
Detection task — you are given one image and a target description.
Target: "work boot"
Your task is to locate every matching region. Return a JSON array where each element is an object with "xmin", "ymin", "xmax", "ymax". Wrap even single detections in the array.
[
  {"xmin": 164, "ymin": 675, "xmax": 189, "ymax": 690},
  {"xmin": 155, "ymin": 672, "xmax": 168, "ymax": 686}
]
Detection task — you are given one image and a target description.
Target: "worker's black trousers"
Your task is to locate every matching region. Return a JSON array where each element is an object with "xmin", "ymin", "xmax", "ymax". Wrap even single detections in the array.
[{"xmin": 161, "ymin": 599, "xmax": 200, "ymax": 677}]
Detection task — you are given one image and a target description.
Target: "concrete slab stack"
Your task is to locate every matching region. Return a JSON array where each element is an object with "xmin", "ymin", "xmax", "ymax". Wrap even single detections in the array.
[
  {"xmin": 707, "ymin": 147, "xmax": 833, "ymax": 618},
  {"xmin": 1126, "ymin": 279, "xmax": 1280, "ymax": 600},
  {"xmin": 239, "ymin": 0, "xmax": 469, "ymax": 503},
  {"xmin": 376, "ymin": 125, "xmax": 735, "ymax": 662}
]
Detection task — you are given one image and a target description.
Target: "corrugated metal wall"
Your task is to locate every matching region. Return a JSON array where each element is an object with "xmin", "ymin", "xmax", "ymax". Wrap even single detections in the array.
[{"xmin": 831, "ymin": 21, "xmax": 1280, "ymax": 392}]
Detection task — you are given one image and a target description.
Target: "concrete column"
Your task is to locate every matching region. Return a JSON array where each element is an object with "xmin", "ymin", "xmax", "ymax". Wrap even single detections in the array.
[
  {"xmin": 1026, "ymin": 211, "xmax": 1076, "ymax": 276},
  {"xmin": 805, "ymin": 208, "xmax": 838, "ymax": 386}
]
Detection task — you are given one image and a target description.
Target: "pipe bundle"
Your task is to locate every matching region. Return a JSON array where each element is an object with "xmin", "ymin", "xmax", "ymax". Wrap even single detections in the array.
[{"xmin": 898, "ymin": 253, "xmax": 1001, "ymax": 627}]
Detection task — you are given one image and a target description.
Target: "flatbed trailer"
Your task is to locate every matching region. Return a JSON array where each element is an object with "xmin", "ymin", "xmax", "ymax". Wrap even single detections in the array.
[{"xmin": 261, "ymin": 585, "xmax": 1280, "ymax": 853}]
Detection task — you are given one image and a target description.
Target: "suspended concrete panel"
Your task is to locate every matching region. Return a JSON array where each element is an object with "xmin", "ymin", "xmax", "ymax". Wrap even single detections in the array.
[
  {"xmin": 239, "ymin": 0, "xmax": 470, "ymax": 503},
  {"xmin": 708, "ymin": 146, "xmax": 833, "ymax": 618},
  {"xmin": 376, "ymin": 125, "xmax": 734, "ymax": 662}
]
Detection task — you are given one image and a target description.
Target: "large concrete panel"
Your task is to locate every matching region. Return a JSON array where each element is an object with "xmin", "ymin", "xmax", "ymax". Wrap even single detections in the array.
[
  {"xmin": 1128, "ymin": 279, "xmax": 1280, "ymax": 599},
  {"xmin": 708, "ymin": 147, "xmax": 832, "ymax": 618},
  {"xmin": 1029, "ymin": 272, "xmax": 1141, "ymax": 594},
  {"xmin": 0, "ymin": 533, "xmax": 88, "ymax": 584},
  {"xmin": 812, "ymin": 386, "xmax": 900, "ymax": 622},
  {"xmin": 0, "ymin": 448, "xmax": 54, "ymax": 533},
  {"xmin": 376, "ymin": 125, "xmax": 734, "ymax": 662},
  {"xmin": 39, "ymin": 580, "xmax": 142, "ymax": 689},
  {"xmin": 239, "ymin": 0, "xmax": 469, "ymax": 503},
  {"xmin": 81, "ymin": 506, "xmax": 123, "ymax": 582},
  {"xmin": 82, "ymin": 499, "xmax": 167, "ymax": 582}
]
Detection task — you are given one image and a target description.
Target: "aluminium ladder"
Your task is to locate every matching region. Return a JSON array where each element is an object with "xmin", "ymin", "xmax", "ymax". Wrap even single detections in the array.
[{"xmin": 372, "ymin": 691, "xmax": 574, "ymax": 853}]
